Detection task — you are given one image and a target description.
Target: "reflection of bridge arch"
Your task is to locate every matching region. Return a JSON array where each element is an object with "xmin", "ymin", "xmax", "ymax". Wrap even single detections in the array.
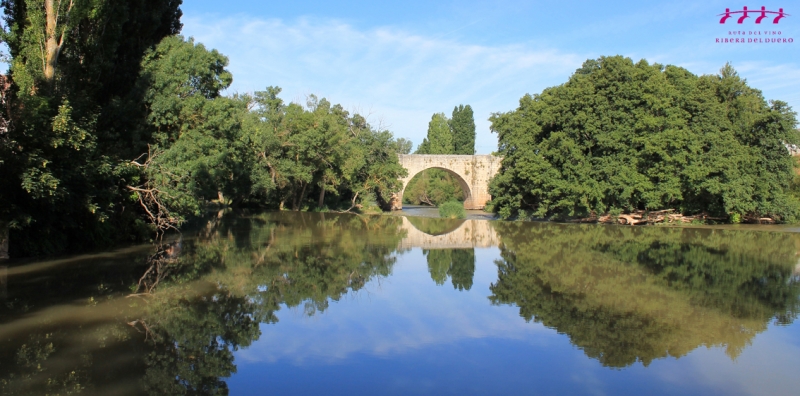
[
  {"xmin": 392, "ymin": 155, "xmax": 502, "ymax": 210},
  {"xmin": 398, "ymin": 217, "xmax": 499, "ymax": 250},
  {"xmin": 405, "ymin": 217, "xmax": 466, "ymax": 236}
]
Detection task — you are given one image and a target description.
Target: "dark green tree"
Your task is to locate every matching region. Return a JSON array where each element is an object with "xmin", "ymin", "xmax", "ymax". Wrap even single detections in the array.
[
  {"xmin": 127, "ymin": 35, "xmax": 247, "ymax": 232},
  {"xmin": 416, "ymin": 112, "xmax": 453, "ymax": 155},
  {"xmin": 240, "ymin": 89, "xmax": 407, "ymax": 212},
  {"xmin": 489, "ymin": 56, "xmax": 800, "ymax": 221},
  {"xmin": 0, "ymin": 0, "xmax": 183, "ymax": 256},
  {"xmin": 451, "ymin": 104, "xmax": 475, "ymax": 155}
]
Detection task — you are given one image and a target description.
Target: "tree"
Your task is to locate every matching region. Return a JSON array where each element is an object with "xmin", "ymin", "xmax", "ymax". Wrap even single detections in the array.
[
  {"xmin": 415, "ymin": 112, "xmax": 452, "ymax": 155},
  {"xmin": 240, "ymin": 88, "xmax": 407, "ymax": 212},
  {"xmin": 451, "ymin": 104, "xmax": 475, "ymax": 155},
  {"xmin": 393, "ymin": 137, "xmax": 413, "ymax": 154},
  {"xmin": 489, "ymin": 56, "xmax": 800, "ymax": 221},
  {"xmin": 128, "ymin": 36, "xmax": 245, "ymax": 232},
  {"xmin": 0, "ymin": 0, "xmax": 183, "ymax": 256}
]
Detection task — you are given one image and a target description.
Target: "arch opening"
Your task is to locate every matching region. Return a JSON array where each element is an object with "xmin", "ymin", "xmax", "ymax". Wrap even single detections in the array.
[{"xmin": 400, "ymin": 167, "xmax": 472, "ymax": 208}]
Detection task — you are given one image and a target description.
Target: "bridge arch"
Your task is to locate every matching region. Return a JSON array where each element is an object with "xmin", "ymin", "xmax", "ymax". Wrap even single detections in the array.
[
  {"xmin": 392, "ymin": 154, "xmax": 502, "ymax": 210},
  {"xmin": 399, "ymin": 166, "xmax": 473, "ymax": 208}
]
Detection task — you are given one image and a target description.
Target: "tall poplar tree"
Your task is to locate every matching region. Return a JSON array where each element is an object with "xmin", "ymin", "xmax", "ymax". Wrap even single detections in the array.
[
  {"xmin": 451, "ymin": 104, "xmax": 475, "ymax": 155},
  {"xmin": 415, "ymin": 112, "xmax": 453, "ymax": 155}
]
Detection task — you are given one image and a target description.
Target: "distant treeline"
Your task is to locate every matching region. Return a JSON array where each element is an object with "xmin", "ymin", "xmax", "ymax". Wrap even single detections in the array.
[{"xmin": 488, "ymin": 56, "xmax": 800, "ymax": 222}]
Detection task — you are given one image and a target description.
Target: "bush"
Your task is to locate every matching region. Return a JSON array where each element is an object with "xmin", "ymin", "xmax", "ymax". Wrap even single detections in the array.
[{"xmin": 439, "ymin": 201, "xmax": 466, "ymax": 219}]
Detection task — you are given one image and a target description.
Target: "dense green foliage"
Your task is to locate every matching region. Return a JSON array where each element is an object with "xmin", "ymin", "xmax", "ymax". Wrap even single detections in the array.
[
  {"xmin": 403, "ymin": 107, "xmax": 476, "ymax": 205},
  {"xmin": 0, "ymin": 2, "xmax": 407, "ymax": 257},
  {"xmin": 240, "ymin": 89, "xmax": 407, "ymax": 212},
  {"xmin": 416, "ymin": 112, "xmax": 453, "ymax": 155},
  {"xmin": 403, "ymin": 168, "xmax": 465, "ymax": 206},
  {"xmin": 438, "ymin": 201, "xmax": 466, "ymax": 219},
  {"xmin": 489, "ymin": 56, "xmax": 800, "ymax": 221},
  {"xmin": 0, "ymin": 0, "xmax": 183, "ymax": 255}
]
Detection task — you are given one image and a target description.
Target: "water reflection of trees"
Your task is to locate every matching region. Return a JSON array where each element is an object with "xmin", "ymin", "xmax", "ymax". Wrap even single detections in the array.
[
  {"xmin": 1, "ymin": 212, "xmax": 407, "ymax": 395},
  {"xmin": 135, "ymin": 212, "xmax": 407, "ymax": 394},
  {"xmin": 489, "ymin": 222, "xmax": 800, "ymax": 368},
  {"xmin": 5, "ymin": 214, "xmax": 800, "ymax": 392},
  {"xmin": 424, "ymin": 249, "xmax": 476, "ymax": 291}
]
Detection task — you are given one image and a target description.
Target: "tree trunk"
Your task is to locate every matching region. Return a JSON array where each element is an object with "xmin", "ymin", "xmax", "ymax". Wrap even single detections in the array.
[
  {"xmin": 0, "ymin": 222, "xmax": 8, "ymax": 260},
  {"xmin": 292, "ymin": 182, "xmax": 307, "ymax": 211},
  {"xmin": 318, "ymin": 185, "xmax": 326, "ymax": 208},
  {"xmin": 298, "ymin": 183, "xmax": 309, "ymax": 210},
  {"xmin": 43, "ymin": 0, "xmax": 74, "ymax": 86},
  {"xmin": 0, "ymin": 265, "xmax": 6, "ymax": 300}
]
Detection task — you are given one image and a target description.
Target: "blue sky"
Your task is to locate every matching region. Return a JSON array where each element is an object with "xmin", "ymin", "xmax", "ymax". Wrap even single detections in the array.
[
  {"xmin": 40, "ymin": 1, "xmax": 800, "ymax": 153},
  {"xmin": 180, "ymin": 1, "xmax": 798, "ymax": 153}
]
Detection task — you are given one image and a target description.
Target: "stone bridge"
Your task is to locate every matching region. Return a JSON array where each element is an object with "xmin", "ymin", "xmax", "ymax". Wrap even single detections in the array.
[
  {"xmin": 392, "ymin": 154, "xmax": 502, "ymax": 210},
  {"xmin": 398, "ymin": 217, "xmax": 499, "ymax": 250}
]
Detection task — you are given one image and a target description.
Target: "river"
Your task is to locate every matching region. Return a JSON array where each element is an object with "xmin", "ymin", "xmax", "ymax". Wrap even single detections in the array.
[{"xmin": 1, "ymin": 211, "xmax": 799, "ymax": 395}]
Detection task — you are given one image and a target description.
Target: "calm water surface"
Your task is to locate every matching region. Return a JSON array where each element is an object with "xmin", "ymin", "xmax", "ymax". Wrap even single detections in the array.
[{"xmin": 1, "ymin": 212, "xmax": 799, "ymax": 395}]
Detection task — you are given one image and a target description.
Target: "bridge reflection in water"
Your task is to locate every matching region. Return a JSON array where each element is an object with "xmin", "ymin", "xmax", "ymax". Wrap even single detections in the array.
[{"xmin": 398, "ymin": 216, "xmax": 499, "ymax": 250}]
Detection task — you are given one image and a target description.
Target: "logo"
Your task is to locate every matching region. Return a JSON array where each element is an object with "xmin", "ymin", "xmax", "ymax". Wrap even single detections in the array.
[
  {"xmin": 719, "ymin": 6, "xmax": 789, "ymax": 24},
  {"xmin": 714, "ymin": 6, "xmax": 793, "ymax": 43}
]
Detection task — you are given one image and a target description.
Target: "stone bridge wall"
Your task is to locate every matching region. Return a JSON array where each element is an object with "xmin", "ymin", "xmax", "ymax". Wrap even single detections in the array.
[
  {"xmin": 398, "ymin": 217, "xmax": 499, "ymax": 250},
  {"xmin": 393, "ymin": 154, "xmax": 502, "ymax": 210}
]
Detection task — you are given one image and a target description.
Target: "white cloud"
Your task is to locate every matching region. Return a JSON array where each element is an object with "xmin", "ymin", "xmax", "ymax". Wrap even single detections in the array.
[
  {"xmin": 678, "ymin": 328, "xmax": 800, "ymax": 396},
  {"xmin": 182, "ymin": 15, "xmax": 586, "ymax": 153}
]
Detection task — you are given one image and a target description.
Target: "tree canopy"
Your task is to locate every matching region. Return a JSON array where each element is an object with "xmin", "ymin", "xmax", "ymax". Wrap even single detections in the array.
[
  {"xmin": 0, "ymin": 1, "xmax": 409, "ymax": 257},
  {"xmin": 451, "ymin": 104, "xmax": 475, "ymax": 155},
  {"xmin": 488, "ymin": 56, "xmax": 800, "ymax": 222}
]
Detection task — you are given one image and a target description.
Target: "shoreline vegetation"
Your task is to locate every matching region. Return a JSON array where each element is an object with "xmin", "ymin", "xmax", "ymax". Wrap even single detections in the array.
[
  {"xmin": 487, "ymin": 56, "xmax": 800, "ymax": 225},
  {"xmin": 0, "ymin": 3, "xmax": 797, "ymax": 259}
]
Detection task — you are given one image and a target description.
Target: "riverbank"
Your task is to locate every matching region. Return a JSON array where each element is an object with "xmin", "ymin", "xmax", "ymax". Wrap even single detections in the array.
[{"xmin": 387, "ymin": 205, "xmax": 800, "ymax": 233}]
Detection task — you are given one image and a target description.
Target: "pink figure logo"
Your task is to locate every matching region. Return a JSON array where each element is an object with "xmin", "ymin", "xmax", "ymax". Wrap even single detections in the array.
[
  {"xmin": 756, "ymin": 6, "xmax": 769, "ymax": 23},
  {"xmin": 718, "ymin": 6, "xmax": 790, "ymax": 24},
  {"xmin": 774, "ymin": 8, "xmax": 788, "ymax": 23},
  {"xmin": 738, "ymin": 6, "xmax": 751, "ymax": 23}
]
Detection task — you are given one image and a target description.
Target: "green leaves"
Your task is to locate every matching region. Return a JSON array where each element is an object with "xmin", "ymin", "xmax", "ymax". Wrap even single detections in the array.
[
  {"xmin": 239, "ymin": 86, "xmax": 407, "ymax": 211},
  {"xmin": 490, "ymin": 56, "xmax": 800, "ymax": 221}
]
